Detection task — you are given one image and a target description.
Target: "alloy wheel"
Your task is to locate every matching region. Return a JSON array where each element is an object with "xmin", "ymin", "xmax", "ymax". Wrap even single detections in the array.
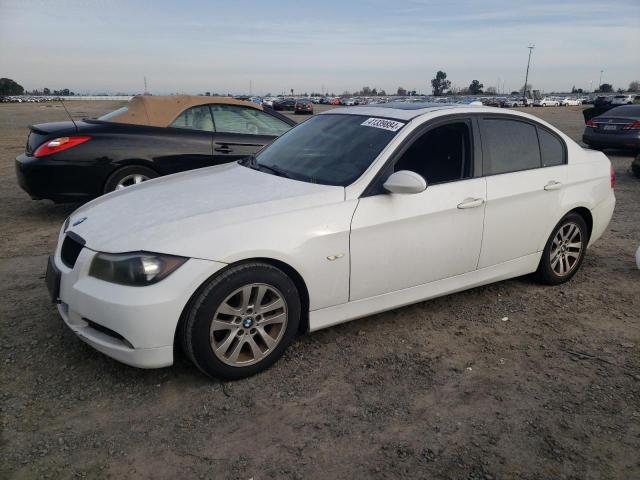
[
  {"xmin": 550, "ymin": 221, "xmax": 583, "ymax": 277},
  {"xmin": 115, "ymin": 173, "xmax": 149, "ymax": 190},
  {"xmin": 210, "ymin": 283, "xmax": 288, "ymax": 367}
]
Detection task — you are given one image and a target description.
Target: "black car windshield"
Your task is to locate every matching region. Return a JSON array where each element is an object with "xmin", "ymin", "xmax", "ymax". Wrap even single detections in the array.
[
  {"xmin": 97, "ymin": 106, "xmax": 129, "ymax": 121},
  {"xmin": 252, "ymin": 114, "xmax": 404, "ymax": 186}
]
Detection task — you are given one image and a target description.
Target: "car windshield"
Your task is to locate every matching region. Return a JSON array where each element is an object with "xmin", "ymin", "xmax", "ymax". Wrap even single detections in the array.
[
  {"xmin": 250, "ymin": 114, "xmax": 404, "ymax": 186},
  {"xmin": 97, "ymin": 106, "xmax": 129, "ymax": 121}
]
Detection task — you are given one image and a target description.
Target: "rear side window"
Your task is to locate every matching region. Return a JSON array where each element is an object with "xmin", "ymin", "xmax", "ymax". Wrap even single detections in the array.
[
  {"xmin": 171, "ymin": 106, "xmax": 214, "ymax": 131},
  {"xmin": 482, "ymin": 119, "xmax": 541, "ymax": 175},
  {"xmin": 537, "ymin": 128, "xmax": 564, "ymax": 167}
]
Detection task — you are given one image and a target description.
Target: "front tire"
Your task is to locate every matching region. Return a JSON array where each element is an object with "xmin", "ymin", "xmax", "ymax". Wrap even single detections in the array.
[
  {"xmin": 535, "ymin": 213, "xmax": 588, "ymax": 285},
  {"xmin": 181, "ymin": 262, "xmax": 301, "ymax": 380}
]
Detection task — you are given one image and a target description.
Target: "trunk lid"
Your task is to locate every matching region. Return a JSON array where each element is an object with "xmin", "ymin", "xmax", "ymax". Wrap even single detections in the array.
[{"xmin": 26, "ymin": 121, "xmax": 78, "ymax": 155}]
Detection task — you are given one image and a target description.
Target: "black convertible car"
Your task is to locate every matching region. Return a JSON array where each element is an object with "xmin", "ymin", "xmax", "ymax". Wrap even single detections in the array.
[{"xmin": 15, "ymin": 96, "xmax": 296, "ymax": 202}]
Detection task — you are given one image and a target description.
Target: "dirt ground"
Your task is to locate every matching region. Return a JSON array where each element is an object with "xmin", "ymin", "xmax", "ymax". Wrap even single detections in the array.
[{"xmin": 1, "ymin": 101, "xmax": 638, "ymax": 480}]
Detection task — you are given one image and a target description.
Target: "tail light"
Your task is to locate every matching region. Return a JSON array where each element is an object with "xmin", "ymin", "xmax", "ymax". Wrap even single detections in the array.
[
  {"xmin": 586, "ymin": 120, "xmax": 596, "ymax": 128},
  {"xmin": 623, "ymin": 121, "xmax": 640, "ymax": 130},
  {"xmin": 610, "ymin": 165, "xmax": 615, "ymax": 189},
  {"xmin": 34, "ymin": 136, "xmax": 91, "ymax": 158}
]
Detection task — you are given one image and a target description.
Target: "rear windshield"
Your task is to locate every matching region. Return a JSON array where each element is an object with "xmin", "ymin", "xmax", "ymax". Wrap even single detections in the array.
[
  {"xmin": 254, "ymin": 114, "xmax": 404, "ymax": 186},
  {"xmin": 97, "ymin": 106, "xmax": 129, "ymax": 121},
  {"xmin": 608, "ymin": 105, "xmax": 640, "ymax": 116}
]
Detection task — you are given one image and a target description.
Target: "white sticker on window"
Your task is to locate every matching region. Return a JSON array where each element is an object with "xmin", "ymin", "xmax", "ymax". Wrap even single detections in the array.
[{"xmin": 361, "ymin": 117, "xmax": 405, "ymax": 132}]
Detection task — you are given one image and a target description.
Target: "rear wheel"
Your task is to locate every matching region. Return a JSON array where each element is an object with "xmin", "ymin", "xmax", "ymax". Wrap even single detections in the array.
[
  {"xmin": 103, "ymin": 165, "xmax": 158, "ymax": 194},
  {"xmin": 535, "ymin": 212, "xmax": 588, "ymax": 285},
  {"xmin": 181, "ymin": 262, "xmax": 301, "ymax": 379}
]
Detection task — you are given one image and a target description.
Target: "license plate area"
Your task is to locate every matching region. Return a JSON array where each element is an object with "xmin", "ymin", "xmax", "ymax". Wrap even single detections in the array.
[
  {"xmin": 45, "ymin": 256, "xmax": 61, "ymax": 303},
  {"xmin": 602, "ymin": 124, "xmax": 617, "ymax": 131}
]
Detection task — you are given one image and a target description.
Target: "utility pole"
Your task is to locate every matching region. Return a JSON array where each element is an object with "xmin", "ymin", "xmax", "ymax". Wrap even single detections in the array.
[
  {"xmin": 522, "ymin": 45, "xmax": 535, "ymax": 104},
  {"xmin": 598, "ymin": 70, "xmax": 604, "ymax": 90},
  {"xmin": 143, "ymin": 76, "xmax": 148, "ymax": 95}
]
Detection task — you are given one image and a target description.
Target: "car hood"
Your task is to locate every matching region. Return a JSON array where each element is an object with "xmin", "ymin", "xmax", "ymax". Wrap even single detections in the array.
[{"xmin": 67, "ymin": 163, "xmax": 345, "ymax": 255}]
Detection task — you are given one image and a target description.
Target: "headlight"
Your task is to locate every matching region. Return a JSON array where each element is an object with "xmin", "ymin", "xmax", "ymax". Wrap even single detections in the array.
[{"xmin": 89, "ymin": 252, "xmax": 188, "ymax": 286}]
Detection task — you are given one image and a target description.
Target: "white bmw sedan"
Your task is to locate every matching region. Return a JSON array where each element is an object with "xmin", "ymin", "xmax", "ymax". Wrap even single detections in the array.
[{"xmin": 46, "ymin": 103, "xmax": 615, "ymax": 379}]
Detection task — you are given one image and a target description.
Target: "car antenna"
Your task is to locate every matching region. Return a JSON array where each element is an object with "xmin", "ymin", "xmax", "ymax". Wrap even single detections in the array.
[{"xmin": 58, "ymin": 97, "xmax": 78, "ymax": 131}]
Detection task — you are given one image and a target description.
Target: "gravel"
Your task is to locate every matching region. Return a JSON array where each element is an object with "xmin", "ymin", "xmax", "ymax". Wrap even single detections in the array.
[{"xmin": 1, "ymin": 102, "xmax": 638, "ymax": 479}]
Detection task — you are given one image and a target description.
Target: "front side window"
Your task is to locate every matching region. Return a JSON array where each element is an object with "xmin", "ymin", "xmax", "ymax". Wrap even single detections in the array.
[
  {"xmin": 253, "ymin": 114, "xmax": 403, "ymax": 186},
  {"xmin": 212, "ymin": 105, "xmax": 291, "ymax": 136},
  {"xmin": 170, "ymin": 105, "xmax": 214, "ymax": 131},
  {"xmin": 482, "ymin": 119, "xmax": 541, "ymax": 175},
  {"xmin": 394, "ymin": 122, "xmax": 472, "ymax": 184}
]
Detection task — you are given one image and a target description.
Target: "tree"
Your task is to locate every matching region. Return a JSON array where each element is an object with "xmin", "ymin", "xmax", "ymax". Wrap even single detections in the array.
[
  {"xmin": 397, "ymin": 87, "xmax": 407, "ymax": 96},
  {"xmin": 468, "ymin": 80, "xmax": 483, "ymax": 95},
  {"xmin": 431, "ymin": 71, "xmax": 451, "ymax": 96},
  {"xmin": 360, "ymin": 86, "xmax": 372, "ymax": 96},
  {"xmin": 486, "ymin": 86, "xmax": 497, "ymax": 95},
  {"xmin": 0, "ymin": 77, "xmax": 24, "ymax": 95},
  {"xmin": 43, "ymin": 87, "xmax": 50, "ymax": 95},
  {"xmin": 597, "ymin": 83, "xmax": 613, "ymax": 93},
  {"xmin": 629, "ymin": 81, "xmax": 640, "ymax": 92},
  {"xmin": 371, "ymin": 87, "xmax": 378, "ymax": 96},
  {"xmin": 379, "ymin": 89, "xmax": 386, "ymax": 96},
  {"xmin": 519, "ymin": 83, "xmax": 533, "ymax": 94}
]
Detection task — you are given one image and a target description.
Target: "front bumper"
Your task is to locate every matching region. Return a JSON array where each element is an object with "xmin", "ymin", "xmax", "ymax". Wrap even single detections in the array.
[
  {"xmin": 52, "ymin": 236, "xmax": 226, "ymax": 368},
  {"xmin": 582, "ymin": 130, "xmax": 640, "ymax": 149}
]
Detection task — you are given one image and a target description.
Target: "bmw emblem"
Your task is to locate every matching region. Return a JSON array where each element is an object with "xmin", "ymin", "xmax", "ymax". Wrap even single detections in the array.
[
  {"xmin": 72, "ymin": 217, "xmax": 87, "ymax": 227},
  {"xmin": 242, "ymin": 318, "xmax": 254, "ymax": 328}
]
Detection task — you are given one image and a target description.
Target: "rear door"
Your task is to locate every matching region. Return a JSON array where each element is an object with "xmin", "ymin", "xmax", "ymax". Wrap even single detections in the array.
[
  {"xmin": 477, "ymin": 116, "xmax": 568, "ymax": 268},
  {"xmin": 210, "ymin": 104, "xmax": 293, "ymax": 162}
]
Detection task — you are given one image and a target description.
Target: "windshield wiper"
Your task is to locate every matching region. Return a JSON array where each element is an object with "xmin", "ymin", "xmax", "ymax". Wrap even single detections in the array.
[
  {"xmin": 238, "ymin": 155, "xmax": 295, "ymax": 180},
  {"xmin": 256, "ymin": 163, "xmax": 294, "ymax": 179}
]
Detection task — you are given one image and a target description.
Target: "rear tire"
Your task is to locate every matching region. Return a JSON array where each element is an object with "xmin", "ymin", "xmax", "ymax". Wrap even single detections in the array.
[
  {"xmin": 103, "ymin": 165, "xmax": 158, "ymax": 194},
  {"xmin": 535, "ymin": 212, "xmax": 588, "ymax": 285},
  {"xmin": 181, "ymin": 262, "xmax": 301, "ymax": 380}
]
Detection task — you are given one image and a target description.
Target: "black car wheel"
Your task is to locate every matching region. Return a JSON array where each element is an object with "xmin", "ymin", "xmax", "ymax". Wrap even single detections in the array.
[
  {"xmin": 181, "ymin": 262, "xmax": 301, "ymax": 380},
  {"xmin": 104, "ymin": 165, "xmax": 159, "ymax": 194}
]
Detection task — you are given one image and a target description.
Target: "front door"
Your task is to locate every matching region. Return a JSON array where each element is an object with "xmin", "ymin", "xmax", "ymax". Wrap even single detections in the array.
[
  {"xmin": 349, "ymin": 120, "xmax": 486, "ymax": 301},
  {"xmin": 210, "ymin": 104, "xmax": 293, "ymax": 163}
]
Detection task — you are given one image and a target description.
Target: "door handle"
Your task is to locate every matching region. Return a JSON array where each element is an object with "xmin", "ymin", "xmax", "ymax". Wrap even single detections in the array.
[
  {"xmin": 457, "ymin": 198, "xmax": 485, "ymax": 209},
  {"xmin": 214, "ymin": 144, "xmax": 233, "ymax": 153},
  {"xmin": 544, "ymin": 181, "xmax": 562, "ymax": 191}
]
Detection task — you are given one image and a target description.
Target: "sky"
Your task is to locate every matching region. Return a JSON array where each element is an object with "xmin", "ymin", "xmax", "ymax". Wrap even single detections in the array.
[{"xmin": 1, "ymin": 0, "xmax": 639, "ymax": 95}]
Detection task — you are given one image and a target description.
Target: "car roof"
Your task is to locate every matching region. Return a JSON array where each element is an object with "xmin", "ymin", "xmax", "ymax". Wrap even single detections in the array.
[
  {"xmin": 319, "ymin": 102, "xmax": 494, "ymax": 121},
  {"xmin": 107, "ymin": 95, "xmax": 263, "ymax": 127}
]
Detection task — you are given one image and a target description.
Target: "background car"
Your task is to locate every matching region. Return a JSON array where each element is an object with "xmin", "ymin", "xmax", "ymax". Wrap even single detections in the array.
[
  {"xmin": 582, "ymin": 104, "xmax": 640, "ymax": 152},
  {"xmin": 15, "ymin": 95, "xmax": 295, "ymax": 202},
  {"xmin": 560, "ymin": 97, "xmax": 581, "ymax": 106},
  {"xmin": 273, "ymin": 98, "xmax": 296, "ymax": 111},
  {"xmin": 294, "ymin": 98, "xmax": 313, "ymax": 114},
  {"xmin": 611, "ymin": 94, "xmax": 634, "ymax": 105},
  {"xmin": 534, "ymin": 97, "xmax": 560, "ymax": 107}
]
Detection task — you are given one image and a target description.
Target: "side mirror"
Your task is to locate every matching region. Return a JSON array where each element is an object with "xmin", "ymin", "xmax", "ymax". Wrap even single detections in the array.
[{"xmin": 383, "ymin": 170, "xmax": 427, "ymax": 194}]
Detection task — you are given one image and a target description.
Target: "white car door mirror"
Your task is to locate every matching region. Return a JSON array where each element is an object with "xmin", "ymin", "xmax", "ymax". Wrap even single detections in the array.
[{"xmin": 383, "ymin": 170, "xmax": 427, "ymax": 194}]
